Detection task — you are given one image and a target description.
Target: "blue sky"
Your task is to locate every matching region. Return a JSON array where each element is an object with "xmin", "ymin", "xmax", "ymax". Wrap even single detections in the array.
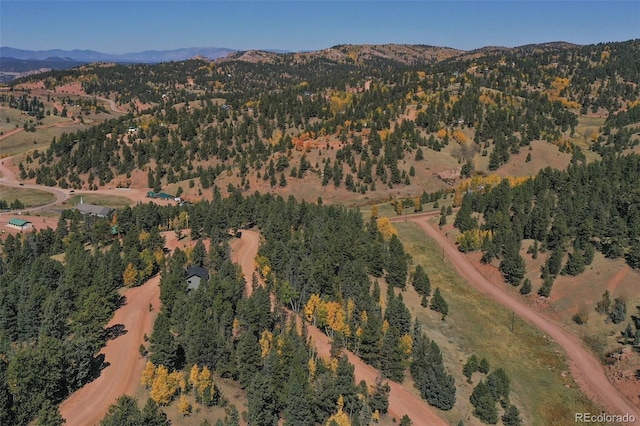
[{"xmin": 1, "ymin": 1, "xmax": 639, "ymax": 53}]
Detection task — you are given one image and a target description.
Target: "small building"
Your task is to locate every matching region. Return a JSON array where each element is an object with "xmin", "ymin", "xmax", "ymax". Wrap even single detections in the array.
[
  {"xmin": 156, "ymin": 192, "xmax": 174, "ymax": 200},
  {"xmin": 76, "ymin": 203, "xmax": 114, "ymax": 218},
  {"xmin": 186, "ymin": 266, "xmax": 209, "ymax": 291},
  {"xmin": 7, "ymin": 218, "xmax": 32, "ymax": 230}
]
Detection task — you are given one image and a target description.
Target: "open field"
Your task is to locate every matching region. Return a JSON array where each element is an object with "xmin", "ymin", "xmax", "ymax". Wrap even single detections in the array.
[
  {"xmin": 1, "ymin": 123, "xmax": 87, "ymax": 156},
  {"xmin": 0, "ymin": 185, "xmax": 56, "ymax": 207},
  {"xmin": 64, "ymin": 193, "xmax": 134, "ymax": 208},
  {"xmin": 495, "ymin": 140, "xmax": 572, "ymax": 177},
  {"xmin": 395, "ymin": 221, "xmax": 606, "ymax": 426}
]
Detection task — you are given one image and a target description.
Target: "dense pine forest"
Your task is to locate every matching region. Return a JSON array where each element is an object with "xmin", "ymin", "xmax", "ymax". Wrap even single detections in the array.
[{"xmin": 1, "ymin": 39, "xmax": 640, "ymax": 425}]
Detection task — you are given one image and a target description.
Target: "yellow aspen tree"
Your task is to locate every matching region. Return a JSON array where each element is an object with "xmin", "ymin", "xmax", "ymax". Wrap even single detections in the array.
[
  {"xmin": 304, "ymin": 294, "xmax": 321, "ymax": 323},
  {"xmin": 153, "ymin": 247, "xmax": 164, "ymax": 265},
  {"xmin": 140, "ymin": 361, "xmax": 156, "ymax": 389},
  {"xmin": 413, "ymin": 197, "xmax": 422, "ymax": 213},
  {"xmin": 188, "ymin": 364, "xmax": 200, "ymax": 392},
  {"xmin": 259, "ymin": 330, "xmax": 273, "ymax": 358},
  {"xmin": 346, "ymin": 299, "xmax": 355, "ymax": 322},
  {"xmin": 123, "ymin": 263, "xmax": 138, "ymax": 287},
  {"xmin": 325, "ymin": 396, "xmax": 351, "ymax": 426},
  {"xmin": 150, "ymin": 365, "xmax": 172, "ymax": 405},
  {"xmin": 197, "ymin": 366, "xmax": 212, "ymax": 397},
  {"xmin": 329, "ymin": 357, "xmax": 339, "ymax": 375},
  {"xmin": 169, "ymin": 370, "xmax": 185, "ymax": 395},
  {"xmin": 400, "ymin": 334, "xmax": 413, "ymax": 358},
  {"xmin": 376, "ymin": 217, "xmax": 397, "ymax": 241},
  {"xmin": 276, "ymin": 335, "xmax": 284, "ymax": 356},
  {"xmin": 177, "ymin": 394, "xmax": 192, "ymax": 416},
  {"xmin": 232, "ymin": 318, "xmax": 241, "ymax": 338},
  {"xmin": 308, "ymin": 358, "xmax": 317, "ymax": 382},
  {"xmin": 371, "ymin": 205, "xmax": 379, "ymax": 219},
  {"xmin": 382, "ymin": 319, "xmax": 390, "ymax": 334},
  {"xmin": 326, "ymin": 301, "xmax": 349, "ymax": 337},
  {"xmin": 138, "ymin": 230, "xmax": 150, "ymax": 245}
]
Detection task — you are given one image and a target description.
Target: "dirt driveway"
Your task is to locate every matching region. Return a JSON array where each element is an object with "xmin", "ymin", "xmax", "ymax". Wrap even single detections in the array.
[{"xmin": 396, "ymin": 214, "xmax": 640, "ymax": 420}]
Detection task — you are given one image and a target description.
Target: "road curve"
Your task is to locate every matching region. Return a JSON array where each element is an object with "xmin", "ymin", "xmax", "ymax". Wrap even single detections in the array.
[
  {"xmin": 394, "ymin": 215, "xmax": 640, "ymax": 420},
  {"xmin": 59, "ymin": 274, "xmax": 161, "ymax": 426},
  {"xmin": 231, "ymin": 229, "xmax": 448, "ymax": 426},
  {"xmin": 0, "ymin": 156, "xmax": 69, "ymax": 213}
]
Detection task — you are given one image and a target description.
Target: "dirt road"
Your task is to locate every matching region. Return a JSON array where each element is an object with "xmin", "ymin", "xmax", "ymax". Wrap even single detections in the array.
[
  {"xmin": 230, "ymin": 229, "xmax": 448, "ymax": 425},
  {"xmin": 400, "ymin": 215, "xmax": 640, "ymax": 419},
  {"xmin": 59, "ymin": 232, "xmax": 181, "ymax": 425},
  {"xmin": 59, "ymin": 274, "xmax": 161, "ymax": 426}
]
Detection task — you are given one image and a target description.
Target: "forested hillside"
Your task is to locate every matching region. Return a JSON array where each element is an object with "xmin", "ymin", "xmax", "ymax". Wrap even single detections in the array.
[
  {"xmin": 2, "ymin": 39, "xmax": 640, "ymax": 425},
  {"xmin": 9, "ymin": 40, "xmax": 639, "ymax": 202}
]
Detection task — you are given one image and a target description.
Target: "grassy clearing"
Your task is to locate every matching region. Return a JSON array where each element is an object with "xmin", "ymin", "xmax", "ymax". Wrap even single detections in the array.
[
  {"xmin": 64, "ymin": 194, "xmax": 133, "ymax": 208},
  {"xmin": 0, "ymin": 185, "xmax": 56, "ymax": 207},
  {"xmin": 358, "ymin": 194, "xmax": 456, "ymax": 220},
  {"xmin": 395, "ymin": 221, "xmax": 605, "ymax": 426},
  {"xmin": 1, "ymin": 124, "xmax": 87, "ymax": 156}
]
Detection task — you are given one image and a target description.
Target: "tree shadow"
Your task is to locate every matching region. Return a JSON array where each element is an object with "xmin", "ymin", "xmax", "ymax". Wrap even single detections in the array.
[
  {"xmin": 104, "ymin": 323, "xmax": 128, "ymax": 341},
  {"xmin": 115, "ymin": 295, "xmax": 127, "ymax": 309},
  {"xmin": 87, "ymin": 353, "xmax": 109, "ymax": 384}
]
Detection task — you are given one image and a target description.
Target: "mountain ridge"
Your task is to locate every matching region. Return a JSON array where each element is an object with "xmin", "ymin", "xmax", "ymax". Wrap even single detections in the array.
[{"xmin": 0, "ymin": 46, "xmax": 239, "ymax": 63}]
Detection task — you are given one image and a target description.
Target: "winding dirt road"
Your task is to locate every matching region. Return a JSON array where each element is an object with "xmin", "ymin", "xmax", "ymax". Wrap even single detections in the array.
[
  {"xmin": 393, "ymin": 214, "xmax": 640, "ymax": 421},
  {"xmin": 59, "ymin": 274, "xmax": 161, "ymax": 426},
  {"xmin": 231, "ymin": 229, "xmax": 448, "ymax": 425}
]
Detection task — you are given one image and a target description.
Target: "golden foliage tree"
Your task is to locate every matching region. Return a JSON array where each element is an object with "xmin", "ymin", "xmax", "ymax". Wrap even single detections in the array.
[
  {"xmin": 150, "ymin": 365, "xmax": 173, "ymax": 405},
  {"xmin": 376, "ymin": 217, "xmax": 398, "ymax": 241},
  {"xmin": 177, "ymin": 394, "xmax": 192, "ymax": 417},
  {"xmin": 123, "ymin": 262, "xmax": 138, "ymax": 287},
  {"xmin": 188, "ymin": 364, "xmax": 199, "ymax": 392},
  {"xmin": 259, "ymin": 330, "xmax": 273, "ymax": 358},
  {"xmin": 325, "ymin": 395, "xmax": 351, "ymax": 426},
  {"xmin": 304, "ymin": 294, "xmax": 322, "ymax": 324},
  {"xmin": 141, "ymin": 361, "xmax": 156, "ymax": 389},
  {"xmin": 197, "ymin": 366, "xmax": 212, "ymax": 397}
]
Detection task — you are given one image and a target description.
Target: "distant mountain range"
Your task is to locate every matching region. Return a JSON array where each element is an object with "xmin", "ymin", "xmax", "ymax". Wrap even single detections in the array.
[{"xmin": 0, "ymin": 46, "xmax": 240, "ymax": 63}]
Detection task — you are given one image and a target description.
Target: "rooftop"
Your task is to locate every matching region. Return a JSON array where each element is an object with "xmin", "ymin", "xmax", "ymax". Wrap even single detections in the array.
[{"xmin": 8, "ymin": 218, "xmax": 30, "ymax": 226}]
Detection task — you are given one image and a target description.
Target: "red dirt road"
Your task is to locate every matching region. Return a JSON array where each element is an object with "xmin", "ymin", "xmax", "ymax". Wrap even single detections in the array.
[
  {"xmin": 400, "ymin": 215, "xmax": 640, "ymax": 420},
  {"xmin": 59, "ymin": 275, "xmax": 161, "ymax": 426},
  {"xmin": 231, "ymin": 229, "xmax": 448, "ymax": 426}
]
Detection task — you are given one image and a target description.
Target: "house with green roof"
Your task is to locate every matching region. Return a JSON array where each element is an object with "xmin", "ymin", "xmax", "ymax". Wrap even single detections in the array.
[{"xmin": 7, "ymin": 218, "xmax": 33, "ymax": 230}]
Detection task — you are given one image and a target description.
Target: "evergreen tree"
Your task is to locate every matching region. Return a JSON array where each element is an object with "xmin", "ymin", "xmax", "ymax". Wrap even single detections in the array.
[
  {"xmin": 430, "ymin": 288, "xmax": 449, "ymax": 320},
  {"xmin": 519, "ymin": 278, "xmax": 532, "ymax": 295},
  {"xmin": 470, "ymin": 381, "xmax": 498, "ymax": 424},
  {"xmin": 380, "ymin": 327, "xmax": 404, "ymax": 382},
  {"xmin": 386, "ymin": 235, "xmax": 408, "ymax": 289},
  {"xmin": 463, "ymin": 354, "xmax": 478, "ymax": 382},
  {"xmin": 411, "ymin": 265, "xmax": 431, "ymax": 297},
  {"xmin": 502, "ymin": 405, "xmax": 523, "ymax": 426}
]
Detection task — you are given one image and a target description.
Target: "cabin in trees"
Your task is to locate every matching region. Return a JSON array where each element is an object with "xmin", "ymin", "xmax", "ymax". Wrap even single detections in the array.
[
  {"xmin": 7, "ymin": 218, "xmax": 32, "ymax": 230},
  {"xmin": 186, "ymin": 266, "xmax": 209, "ymax": 291},
  {"xmin": 76, "ymin": 202, "xmax": 114, "ymax": 218},
  {"xmin": 147, "ymin": 191, "xmax": 175, "ymax": 201}
]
